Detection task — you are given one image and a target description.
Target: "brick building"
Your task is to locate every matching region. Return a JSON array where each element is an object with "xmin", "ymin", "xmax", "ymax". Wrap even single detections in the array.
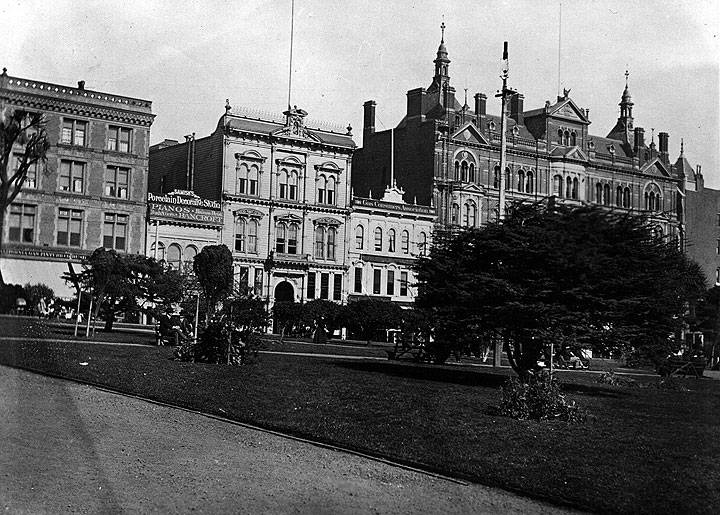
[
  {"xmin": 148, "ymin": 103, "xmax": 355, "ymax": 306},
  {"xmin": 0, "ymin": 69, "xmax": 154, "ymax": 297},
  {"xmin": 352, "ymin": 30, "xmax": 692, "ymax": 241}
]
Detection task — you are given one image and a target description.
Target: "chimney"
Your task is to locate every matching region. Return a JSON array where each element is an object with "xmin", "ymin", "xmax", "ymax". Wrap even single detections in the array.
[
  {"xmin": 510, "ymin": 93, "xmax": 524, "ymax": 125},
  {"xmin": 633, "ymin": 127, "xmax": 645, "ymax": 151},
  {"xmin": 406, "ymin": 88, "xmax": 426, "ymax": 121},
  {"xmin": 658, "ymin": 132, "xmax": 669, "ymax": 163},
  {"xmin": 474, "ymin": 92, "xmax": 486, "ymax": 117},
  {"xmin": 363, "ymin": 100, "xmax": 376, "ymax": 140},
  {"xmin": 77, "ymin": 80, "xmax": 85, "ymax": 90}
]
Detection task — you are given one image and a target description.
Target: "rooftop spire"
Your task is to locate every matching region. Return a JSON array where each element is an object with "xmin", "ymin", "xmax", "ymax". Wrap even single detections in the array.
[
  {"xmin": 681, "ymin": 138, "xmax": 684, "ymax": 156},
  {"xmin": 441, "ymin": 21, "xmax": 446, "ymax": 43}
]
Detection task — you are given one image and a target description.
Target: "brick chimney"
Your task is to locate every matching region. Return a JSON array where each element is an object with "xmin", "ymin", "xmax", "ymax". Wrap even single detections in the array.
[
  {"xmin": 658, "ymin": 132, "xmax": 669, "ymax": 163},
  {"xmin": 363, "ymin": 100, "xmax": 376, "ymax": 141},
  {"xmin": 77, "ymin": 80, "xmax": 85, "ymax": 90},
  {"xmin": 510, "ymin": 93, "xmax": 524, "ymax": 125},
  {"xmin": 406, "ymin": 88, "xmax": 426, "ymax": 121},
  {"xmin": 633, "ymin": 127, "xmax": 645, "ymax": 152},
  {"xmin": 474, "ymin": 92, "xmax": 486, "ymax": 118}
]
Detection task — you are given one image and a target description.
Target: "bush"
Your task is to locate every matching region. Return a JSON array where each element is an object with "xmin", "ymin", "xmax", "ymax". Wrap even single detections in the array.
[
  {"xmin": 499, "ymin": 373, "xmax": 587, "ymax": 423},
  {"xmin": 596, "ymin": 370, "xmax": 636, "ymax": 387},
  {"xmin": 174, "ymin": 320, "xmax": 261, "ymax": 366}
]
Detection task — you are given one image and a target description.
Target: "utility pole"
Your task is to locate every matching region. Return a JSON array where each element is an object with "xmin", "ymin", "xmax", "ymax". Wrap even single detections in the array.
[{"xmin": 495, "ymin": 41, "xmax": 513, "ymax": 220}]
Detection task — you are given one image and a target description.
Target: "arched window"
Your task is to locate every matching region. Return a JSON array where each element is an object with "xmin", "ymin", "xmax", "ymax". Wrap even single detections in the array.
[
  {"xmin": 287, "ymin": 223, "xmax": 298, "ymax": 254},
  {"xmin": 493, "ymin": 166, "xmax": 500, "ymax": 188},
  {"xmin": 572, "ymin": 177, "xmax": 579, "ymax": 199},
  {"xmin": 558, "ymin": 129, "xmax": 563, "ymax": 143},
  {"xmin": 183, "ymin": 245, "xmax": 197, "ymax": 272},
  {"xmin": 374, "ymin": 227, "xmax": 382, "ymax": 251},
  {"xmin": 517, "ymin": 170, "xmax": 525, "ymax": 193},
  {"xmin": 355, "ymin": 225, "xmax": 364, "ymax": 250},
  {"xmin": 315, "ymin": 226, "xmax": 325, "ymax": 259},
  {"xmin": 279, "ymin": 169, "xmax": 289, "ymax": 199},
  {"xmin": 553, "ymin": 175, "xmax": 563, "ymax": 197},
  {"xmin": 526, "ymin": 171, "xmax": 534, "ymax": 194},
  {"xmin": 461, "ymin": 162, "xmax": 468, "ymax": 182},
  {"xmin": 401, "ymin": 230, "xmax": 409, "ymax": 254},
  {"xmin": 235, "ymin": 218, "xmax": 246, "ymax": 252},
  {"xmin": 248, "ymin": 219, "xmax": 258, "ymax": 253},
  {"xmin": 465, "ymin": 201, "xmax": 477, "ymax": 227},
  {"xmin": 563, "ymin": 130, "xmax": 570, "ymax": 145},
  {"xmin": 505, "ymin": 168, "xmax": 512, "ymax": 190},
  {"xmin": 236, "ymin": 163, "xmax": 248, "ymax": 195},
  {"xmin": 603, "ymin": 184, "xmax": 611, "ymax": 206},
  {"xmin": 469, "ymin": 163, "xmax": 476, "ymax": 183},
  {"xmin": 275, "ymin": 223, "xmax": 286, "ymax": 253},
  {"xmin": 167, "ymin": 243, "xmax": 182, "ymax": 270},
  {"xmin": 623, "ymin": 187, "xmax": 631, "ymax": 208},
  {"xmin": 327, "ymin": 227, "xmax": 336, "ymax": 260},
  {"xmin": 566, "ymin": 176, "xmax": 572, "ymax": 198},
  {"xmin": 616, "ymin": 186, "xmax": 623, "ymax": 206},
  {"xmin": 452, "ymin": 203, "xmax": 460, "ymax": 225},
  {"xmin": 289, "ymin": 171, "xmax": 298, "ymax": 200},
  {"xmin": 595, "ymin": 183, "xmax": 603, "ymax": 203},
  {"xmin": 418, "ymin": 232, "xmax": 428, "ymax": 256},
  {"xmin": 248, "ymin": 165, "xmax": 259, "ymax": 195},
  {"xmin": 327, "ymin": 177, "xmax": 336, "ymax": 205},
  {"xmin": 150, "ymin": 241, "xmax": 165, "ymax": 261},
  {"xmin": 570, "ymin": 132, "xmax": 577, "ymax": 146},
  {"xmin": 454, "ymin": 161, "xmax": 460, "ymax": 181},
  {"xmin": 317, "ymin": 176, "xmax": 327, "ymax": 204},
  {"xmin": 388, "ymin": 228, "xmax": 396, "ymax": 252}
]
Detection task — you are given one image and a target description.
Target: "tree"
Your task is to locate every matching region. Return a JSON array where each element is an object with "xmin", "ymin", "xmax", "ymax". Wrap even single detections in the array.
[
  {"xmin": 304, "ymin": 299, "xmax": 344, "ymax": 342},
  {"xmin": 23, "ymin": 283, "xmax": 54, "ymax": 315},
  {"xmin": 273, "ymin": 301, "xmax": 305, "ymax": 342},
  {"xmin": 415, "ymin": 200, "xmax": 707, "ymax": 380},
  {"xmin": 193, "ymin": 244, "xmax": 233, "ymax": 324},
  {"xmin": 345, "ymin": 298, "xmax": 403, "ymax": 343},
  {"xmin": 0, "ymin": 106, "xmax": 49, "ymax": 284}
]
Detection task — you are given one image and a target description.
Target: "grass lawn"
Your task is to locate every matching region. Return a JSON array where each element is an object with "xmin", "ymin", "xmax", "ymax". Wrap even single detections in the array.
[{"xmin": 1, "ymin": 318, "xmax": 718, "ymax": 514}]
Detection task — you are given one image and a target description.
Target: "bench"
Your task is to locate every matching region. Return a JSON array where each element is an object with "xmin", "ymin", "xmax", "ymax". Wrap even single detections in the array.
[{"xmin": 658, "ymin": 356, "xmax": 705, "ymax": 378}]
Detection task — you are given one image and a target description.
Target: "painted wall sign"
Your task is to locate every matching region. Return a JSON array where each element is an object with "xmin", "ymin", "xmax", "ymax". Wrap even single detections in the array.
[{"xmin": 148, "ymin": 202, "xmax": 224, "ymax": 226}]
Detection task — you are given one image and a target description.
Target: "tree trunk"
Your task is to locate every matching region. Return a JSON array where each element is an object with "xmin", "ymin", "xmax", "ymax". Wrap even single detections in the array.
[
  {"xmin": 104, "ymin": 309, "xmax": 115, "ymax": 332},
  {"xmin": 0, "ymin": 207, "xmax": 5, "ymax": 285}
]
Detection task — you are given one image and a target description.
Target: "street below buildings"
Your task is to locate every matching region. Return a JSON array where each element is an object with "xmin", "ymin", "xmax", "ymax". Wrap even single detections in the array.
[{"xmin": 0, "ymin": 365, "xmax": 576, "ymax": 514}]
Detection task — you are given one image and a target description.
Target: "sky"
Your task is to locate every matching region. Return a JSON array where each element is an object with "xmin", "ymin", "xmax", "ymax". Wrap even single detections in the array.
[{"xmin": 3, "ymin": 0, "xmax": 718, "ymax": 185}]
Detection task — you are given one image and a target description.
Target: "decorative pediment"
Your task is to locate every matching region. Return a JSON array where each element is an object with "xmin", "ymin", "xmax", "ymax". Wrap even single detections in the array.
[
  {"xmin": 452, "ymin": 122, "xmax": 489, "ymax": 145},
  {"xmin": 548, "ymin": 99, "xmax": 590, "ymax": 125},
  {"xmin": 456, "ymin": 182, "xmax": 485, "ymax": 195},
  {"xmin": 275, "ymin": 213, "xmax": 304, "ymax": 223},
  {"xmin": 275, "ymin": 155, "xmax": 305, "ymax": 169},
  {"xmin": 314, "ymin": 161, "xmax": 343, "ymax": 175},
  {"xmin": 313, "ymin": 217, "xmax": 342, "ymax": 227},
  {"xmin": 641, "ymin": 157, "xmax": 671, "ymax": 178},
  {"xmin": 233, "ymin": 208, "xmax": 264, "ymax": 219},
  {"xmin": 234, "ymin": 150, "xmax": 266, "ymax": 163},
  {"xmin": 565, "ymin": 146, "xmax": 589, "ymax": 162}
]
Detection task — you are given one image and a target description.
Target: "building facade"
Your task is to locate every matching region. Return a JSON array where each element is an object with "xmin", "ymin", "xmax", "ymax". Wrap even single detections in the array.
[
  {"xmin": 149, "ymin": 104, "xmax": 356, "ymax": 306},
  {"xmin": 348, "ymin": 183, "xmax": 435, "ymax": 306},
  {"xmin": 352, "ymin": 31, "xmax": 692, "ymax": 242},
  {"xmin": 683, "ymin": 158, "xmax": 719, "ymax": 286},
  {"xmin": 0, "ymin": 69, "xmax": 154, "ymax": 297}
]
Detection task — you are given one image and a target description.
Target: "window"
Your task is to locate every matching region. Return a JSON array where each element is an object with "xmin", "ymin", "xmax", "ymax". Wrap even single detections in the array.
[
  {"xmin": 279, "ymin": 170, "xmax": 289, "ymax": 199},
  {"xmin": 254, "ymin": 268, "xmax": 263, "ymax": 296},
  {"xmin": 644, "ymin": 185, "xmax": 661, "ymax": 211},
  {"xmin": 307, "ymin": 272, "xmax": 316, "ymax": 299},
  {"xmin": 454, "ymin": 161, "xmax": 460, "ymax": 180},
  {"xmin": 103, "ymin": 213, "xmax": 128, "ymax": 251},
  {"xmin": 333, "ymin": 274, "xmax": 342, "ymax": 301},
  {"xmin": 57, "ymin": 208, "xmax": 82, "ymax": 247},
  {"xmin": 327, "ymin": 227, "xmax": 336, "ymax": 260},
  {"xmin": 235, "ymin": 218, "xmax": 258, "ymax": 253},
  {"xmin": 400, "ymin": 271, "xmax": 408, "ymax": 297},
  {"xmin": 603, "ymin": 184, "xmax": 611, "ymax": 206},
  {"xmin": 320, "ymin": 273, "xmax": 329, "ymax": 300},
  {"xmin": 247, "ymin": 219, "xmax": 258, "ymax": 253},
  {"xmin": 61, "ymin": 119, "xmax": 87, "ymax": 146},
  {"xmin": 107, "ymin": 126, "xmax": 131, "ymax": 152},
  {"xmin": 235, "ymin": 218, "xmax": 246, "ymax": 252},
  {"xmin": 461, "ymin": 162, "xmax": 468, "ymax": 182},
  {"xmin": 572, "ymin": 178, "xmax": 579, "ymax": 200},
  {"xmin": 105, "ymin": 166, "xmax": 130, "ymax": 198},
  {"xmin": 234, "ymin": 266, "xmax": 249, "ymax": 290},
  {"xmin": 289, "ymin": 171, "xmax": 298, "ymax": 200},
  {"xmin": 151, "ymin": 241, "xmax": 165, "ymax": 261},
  {"xmin": 315, "ymin": 225, "xmax": 336, "ymax": 260},
  {"xmin": 315, "ymin": 226, "xmax": 325, "ymax": 259},
  {"xmin": 374, "ymin": 227, "xmax": 382, "ymax": 251},
  {"xmin": 276, "ymin": 223, "xmax": 286, "ymax": 253},
  {"xmin": 469, "ymin": 163, "xmax": 476, "ymax": 183},
  {"xmin": 236, "ymin": 164, "xmax": 259, "ymax": 196},
  {"xmin": 13, "ymin": 154, "xmax": 38, "ymax": 189},
  {"xmin": 566, "ymin": 177, "xmax": 572, "ymax": 198},
  {"xmin": 517, "ymin": 170, "xmax": 525, "ymax": 192},
  {"xmin": 616, "ymin": 186, "xmax": 623, "ymax": 206},
  {"xmin": 526, "ymin": 171, "xmax": 534, "ymax": 194},
  {"xmin": 388, "ymin": 229, "xmax": 396, "ymax": 252},
  {"xmin": 8, "ymin": 203, "xmax": 35, "ymax": 243},
  {"xmin": 401, "ymin": 230, "xmax": 409, "ymax": 254},
  {"xmin": 465, "ymin": 202, "xmax": 477, "ymax": 227},
  {"xmin": 387, "ymin": 270, "xmax": 395, "ymax": 296},
  {"xmin": 623, "ymin": 187, "xmax": 631, "ymax": 208},
  {"xmin": 570, "ymin": 132, "xmax": 577, "ymax": 146},
  {"xmin": 354, "ymin": 267, "xmax": 363, "ymax": 293},
  {"xmin": 183, "ymin": 246, "xmax": 197, "ymax": 273},
  {"xmin": 451, "ymin": 203, "xmax": 460, "ymax": 225},
  {"xmin": 553, "ymin": 175, "xmax": 563, "ymax": 197},
  {"xmin": 373, "ymin": 269, "xmax": 382, "ymax": 294},
  {"xmin": 493, "ymin": 166, "xmax": 500, "ymax": 188},
  {"xmin": 59, "ymin": 160, "xmax": 85, "ymax": 193},
  {"xmin": 418, "ymin": 232, "xmax": 428, "ymax": 256},
  {"xmin": 248, "ymin": 166, "xmax": 258, "ymax": 196},
  {"xmin": 287, "ymin": 223, "xmax": 298, "ymax": 254},
  {"xmin": 355, "ymin": 225, "xmax": 364, "ymax": 250},
  {"xmin": 317, "ymin": 177, "xmax": 326, "ymax": 204},
  {"xmin": 167, "ymin": 244, "xmax": 182, "ymax": 269},
  {"xmin": 595, "ymin": 183, "xmax": 603, "ymax": 203}
]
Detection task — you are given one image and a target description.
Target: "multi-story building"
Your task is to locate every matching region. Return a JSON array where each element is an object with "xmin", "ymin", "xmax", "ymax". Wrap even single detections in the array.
[
  {"xmin": 352, "ymin": 30, "xmax": 692, "ymax": 241},
  {"xmin": 683, "ymin": 155, "xmax": 719, "ymax": 286},
  {"xmin": 0, "ymin": 69, "xmax": 154, "ymax": 297},
  {"xmin": 348, "ymin": 183, "xmax": 435, "ymax": 306},
  {"xmin": 148, "ymin": 103, "xmax": 355, "ymax": 305}
]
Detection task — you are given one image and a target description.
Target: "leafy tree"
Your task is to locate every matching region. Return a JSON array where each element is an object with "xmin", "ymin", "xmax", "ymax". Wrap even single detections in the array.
[
  {"xmin": 304, "ymin": 299, "xmax": 344, "ymax": 342},
  {"xmin": 273, "ymin": 301, "xmax": 305, "ymax": 342},
  {"xmin": 345, "ymin": 298, "xmax": 403, "ymax": 343},
  {"xmin": 23, "ymin": 283, "xmax": 54, "ymax": 314},
  {"xmin": 415, "ymin": 200, "xmax": 706, "ymax": 380},
  {"xmin": 193, "ymin": 244, "xmax": 233, "ymax": 324},
  {"xmin": 0, "ymin": 106, "xmax": 49, "ymax": 284}
]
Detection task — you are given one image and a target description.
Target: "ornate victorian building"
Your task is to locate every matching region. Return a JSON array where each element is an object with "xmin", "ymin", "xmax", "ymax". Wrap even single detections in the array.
[
  {"xmin": 148, "ymin": 104, "xmax": 355, "ymax": 305},
  {"xmin": 0, "ymin": 69, "xmax": 154, "ymax": 297},
  {"xmin": 352, "ymin": 30, "xmax": 693, "ymax": 241}
]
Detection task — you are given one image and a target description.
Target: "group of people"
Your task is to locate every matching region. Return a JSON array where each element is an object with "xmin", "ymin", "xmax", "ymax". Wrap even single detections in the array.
[{"xmin": 157, "ymin": 309, "xmax": 194, "ymax": 346}]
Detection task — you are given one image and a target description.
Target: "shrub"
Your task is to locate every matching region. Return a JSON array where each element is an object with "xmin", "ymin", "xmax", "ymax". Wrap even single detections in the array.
[
  {"xmin": 596, "ymin": 370, "xmax": 636, "ymax": 387},
  {"xmin": 174, "ymin": 320, "xmax": 261, "ymax": 366},
  {"xmin": 499, "ymin": 373, "xmax": 587, "ymax": 423}
]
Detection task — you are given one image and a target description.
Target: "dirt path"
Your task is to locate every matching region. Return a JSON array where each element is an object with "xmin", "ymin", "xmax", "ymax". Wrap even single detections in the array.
[{"xmin": 0, "ymin": 365, "xmax": 578, "ymax": 514}]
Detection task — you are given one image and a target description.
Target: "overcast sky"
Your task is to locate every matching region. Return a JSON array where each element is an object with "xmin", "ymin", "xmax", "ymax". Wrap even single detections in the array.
[{"xmin": 3, "ymin": 0, "xmax": 718, "ymax": 186}]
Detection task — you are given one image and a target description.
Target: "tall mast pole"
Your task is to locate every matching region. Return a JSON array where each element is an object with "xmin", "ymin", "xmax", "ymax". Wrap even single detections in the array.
[
  {"xmin": 287, "ymin": 0, "xmax": 295, "ymax": 109},
  {"xmin": 496, "ymin": 41, "xmax": 510, "ymax": 220}
]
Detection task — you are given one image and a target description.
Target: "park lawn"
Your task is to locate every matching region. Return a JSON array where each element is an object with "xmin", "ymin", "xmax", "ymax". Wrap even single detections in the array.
[{"xmin": 0, "ymin": 320, "xmax": 717, "ymax": 514}]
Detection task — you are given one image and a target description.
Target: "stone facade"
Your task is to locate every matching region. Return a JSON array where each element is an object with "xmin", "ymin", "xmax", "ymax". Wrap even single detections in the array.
[
  {"xmin": 148, "ymin": 104, "xmax": 355, "ymax": 306},
  {"xmin": 1, "ymin": 69, "xmax": 154, "ymax": 297},
  {"xmin": 352, "ymin": 32, "xmax": 692, "ymax": 243},
  {"xmin": 348, "ymin": 184, "xmax": 436, "ymax": 306}
]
